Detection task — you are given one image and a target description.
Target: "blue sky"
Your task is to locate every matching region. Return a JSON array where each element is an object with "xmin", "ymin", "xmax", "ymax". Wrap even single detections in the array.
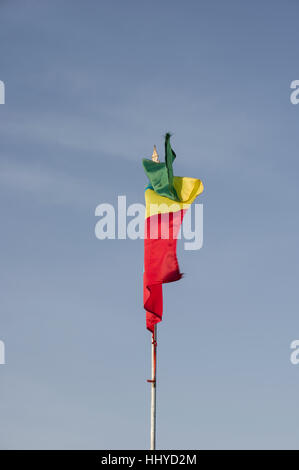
[{"xmin": 1, "ymin": 0, "xmax": 299, "ymax": 449}]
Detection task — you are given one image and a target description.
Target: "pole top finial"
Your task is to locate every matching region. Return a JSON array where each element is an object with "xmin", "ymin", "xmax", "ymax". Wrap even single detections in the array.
[{"xmin": 151, "ymin": 145, "xmax": 159, "ymax": 163}]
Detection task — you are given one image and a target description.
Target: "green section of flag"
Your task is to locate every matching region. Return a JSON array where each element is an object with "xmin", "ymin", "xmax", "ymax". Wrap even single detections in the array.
[{"xmin": 142, "ymin": 133, "xmax": 179, "ymax": 201}]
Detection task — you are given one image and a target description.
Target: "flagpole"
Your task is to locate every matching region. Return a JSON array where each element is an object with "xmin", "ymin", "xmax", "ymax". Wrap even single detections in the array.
[
  {"xmin": 150, "ymin": 325, "xmax": 157, "ymax": 450},
  {"xmin": 149, "ymin": 145, "xmax": 159, "ymax": 450}
]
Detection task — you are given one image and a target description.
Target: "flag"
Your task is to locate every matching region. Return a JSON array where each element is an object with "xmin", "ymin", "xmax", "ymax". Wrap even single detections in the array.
[{"xmin": 142, "ymin": 133, "xmax": 203, "ymax": 332}]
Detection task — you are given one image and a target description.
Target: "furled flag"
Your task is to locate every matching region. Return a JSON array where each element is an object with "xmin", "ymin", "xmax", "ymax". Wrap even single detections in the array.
[{"xmin": 142, "ymin": 133, "xmax": 204, "ymax": 332}]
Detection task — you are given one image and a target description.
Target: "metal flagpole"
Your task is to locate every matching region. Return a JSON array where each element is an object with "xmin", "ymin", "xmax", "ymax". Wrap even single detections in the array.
[
  {"xmin": 149, "ymin": 145, "xmax": 159, "ymax": 450},
  {"xmin": 150, "ymin": 325, "xmax": 157, "ymax": 450}
]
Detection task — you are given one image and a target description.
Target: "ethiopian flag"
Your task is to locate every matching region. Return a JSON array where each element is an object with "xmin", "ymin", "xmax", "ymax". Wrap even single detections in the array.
[{"xmin": 142, "ymin": 133, "xmax": 204, "ymax": 332}]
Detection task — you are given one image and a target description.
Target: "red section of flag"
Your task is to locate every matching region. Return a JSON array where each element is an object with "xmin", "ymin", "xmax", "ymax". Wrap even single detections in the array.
[{"xmin": 143, "ymin": 209, "xmax": 186, "ymax": 332}]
